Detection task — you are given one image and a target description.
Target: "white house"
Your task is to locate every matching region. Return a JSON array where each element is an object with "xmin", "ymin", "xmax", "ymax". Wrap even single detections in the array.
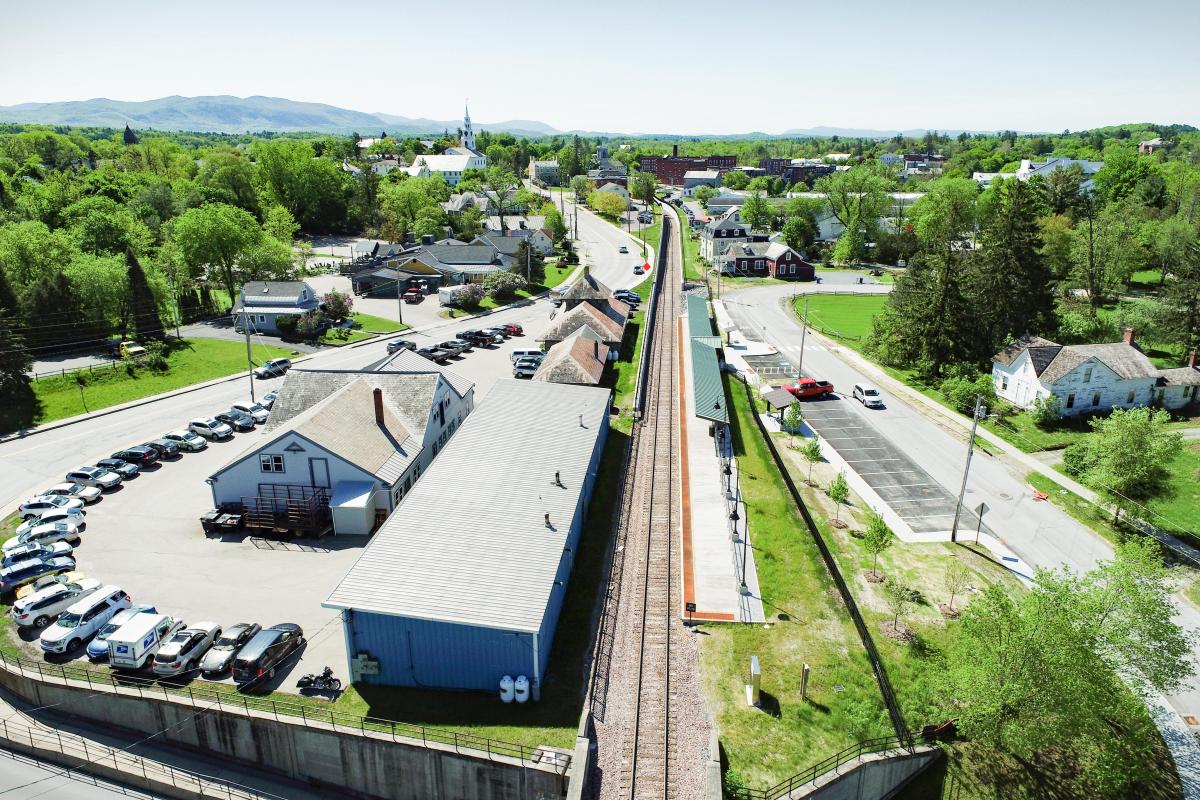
[
  {"xmin": 206, "ymin": 364, "xmax": 474, "ymax": 535},
  {"xmin": 701, "ymin": 208, "xmax": 752, "ymax": 261},
  {"xmin": 682, "ymin": 169, "xmax": 720, "ymax": 195},
  {"xmin": 233, "ymin": 281, "xmax": 320, "ymax": 335},
  {"xmin": 972, "ymin": 158, "xmax": 1104, "ymax": 190},
  {"xmin": 991, "ymin": 331, "xmax": 1200, "ymax": 416}
]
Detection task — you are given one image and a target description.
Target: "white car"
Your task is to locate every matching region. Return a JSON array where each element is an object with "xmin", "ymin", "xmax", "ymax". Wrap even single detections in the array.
[
  {"xmin": 513, "ymin": 358, "xmax": 541, "ymax": 379},
  {"xmin": 15, "ymin": 508, "xmax": 85, "ymax": 537},
  {"xmin": 65, "ymin": 466, "xmax": 122, "ymax": 491},
  {"xmin": 12, "ymin": 579, "xmax": 101, "ymax": 628},
  {"xmin": 618, "ymin": 245, "xmax": 628, "ymax": 253},
  {"xmin": 162, "ymin": 430, "xmax": 207, "ymax": 452},
  {"xmin": 852, "ymin": 383, "xmax": 884, "ymax": 409},
  {"xmin": 230, "ymin": 401, "xmax": 269, "ymax": 423},
  {"xmin": 260, "ymin": 390, "xmax": 279, "ymax": 410},
  {"xmin": 3, "ymin": 522, "xmax": 83, "ymax": 554},
  {"xmin": 44, "ymin": 482, "xmax": 102, "ymax": 505},
  {"xmin": 152, "ymin": 622, "xmax": 222, "ymax": 677},
  {"xmin": 1, "ymin": 541, "xmax": 74, "ymax": 568},
  {"xmin": 188, "ymin": 418, "xmax": 233, "ymax": 440},
  {"xmin": 19, "ymin": 495, "xmax": 85, "ymax": 520},
  {"xmin": 39, "ymin": 585, "xmax": 132, "ymax": 654}
]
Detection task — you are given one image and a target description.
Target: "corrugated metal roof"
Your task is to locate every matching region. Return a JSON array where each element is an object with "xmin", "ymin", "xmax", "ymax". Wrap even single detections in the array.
[
  {"xmin": 323, "ymin": 380, "xmax": 611, "ymax": 633},
  {"xmin": 370, "ymin": 349, "xmax": 474, "ymax": 398},
  {"xmin": 691, "ymin": 339, "xmax": 729, "ymax": 424},
  {"xmin": 687, "ymin": 295, "xmax": 714, "ymax": 340}
]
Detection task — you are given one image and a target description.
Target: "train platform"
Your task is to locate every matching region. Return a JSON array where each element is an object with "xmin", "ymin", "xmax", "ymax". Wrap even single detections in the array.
[{"xmin": 677, "ymin": 314, "xmax": 767, "ymax": 624}]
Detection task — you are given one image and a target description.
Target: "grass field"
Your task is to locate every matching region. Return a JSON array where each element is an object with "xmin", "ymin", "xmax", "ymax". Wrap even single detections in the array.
[
  {"xmin": 794, "ymin": 294, "xmax": 886, "ymax": 345},
  {"xmin": 709, "ymin": 377, "xmax": 890, "ymax": 791},
  {"xmin": 348, "ymin": 312, "xmax": 407, "ymax": 333},
  {"xmin": 608, "ymin": 279, "xmax": 654, "ymax": 433},
  {"xmin": 7, "ymin": 339, "xmax": 295, "ymax": 432},
  {"xmin": 670, "ymin": 206, "xmax": 705, "ymax": 282}
]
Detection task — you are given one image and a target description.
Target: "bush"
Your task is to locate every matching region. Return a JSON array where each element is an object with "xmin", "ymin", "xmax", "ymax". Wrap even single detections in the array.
[
  {"xmin": 483, "ymin": 271, "xmax": 527, "ymax": 303},
  {"xmin": 321, "ymin": 290, "xmax": 353, "ymax": 322},
  {"xmin": 275, "ymin": 314, "xmax": 300, "ymax": 337},
  {"xmin": 449, "ymin": 283, "xmax": 485, "ymax": 309},
  {"xmin": 142, "ymin": 340, "xmax": 169, "ymax": 371},
  {"xmin": 296, "ymin": 310, "xmax": 325, "ymax": 340},
  {"xmin": 939, "ymin": 373, "xmax": 997, "ymax": 416},
  {"xmin": 1029, "ymin": 393, "xmax": 1063, "ymax": 428},
  {"xmin": 1061, "ymin": 441, "xmax": 1098, "ymax": 478}
]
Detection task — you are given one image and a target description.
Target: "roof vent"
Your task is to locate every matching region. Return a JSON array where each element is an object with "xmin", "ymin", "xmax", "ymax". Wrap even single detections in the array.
[
  {"xmin": 554, "ymin": 471, "xmax": 563, "ymax": 487},
  {"xmin": 261, "ymin": 286, "xmax": 270, "ymax": 294},
  {"xmin": 544, "ymin": 512, "xmax": 551, "ymax": 527}
]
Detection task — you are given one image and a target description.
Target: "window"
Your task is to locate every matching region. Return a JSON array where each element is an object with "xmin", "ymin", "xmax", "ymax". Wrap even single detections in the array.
[
  {"xmin": 1091, "ymin": 391, "xmax": 1101, "ymax": 407},
  {"xmin": 258, "ymin": 314, "xmax": 266, "ymax": 323},
  {"xmin": 1066, "ymin": 393, "xmax": 1075, "ymax": 409},
  {"xmin": 259, "ymin": 455, "xmax": 285, "ymax": 473},
  {"xmin": 1083, "ymin": 367, "xmax": 1093, "ymax": 383},
  {"xmin": 1001, "ymin": 376, "xmax": 1009, "ymax": 391},
  {"xmin": 1126, "ymin": 389, "xmax": 1135, "ymax": 404}
]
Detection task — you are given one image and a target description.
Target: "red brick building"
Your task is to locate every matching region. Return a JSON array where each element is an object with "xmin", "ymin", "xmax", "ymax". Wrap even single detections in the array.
[{"xmin": 640, "ymin": 153, "xmax": 737, "ymax": 186}]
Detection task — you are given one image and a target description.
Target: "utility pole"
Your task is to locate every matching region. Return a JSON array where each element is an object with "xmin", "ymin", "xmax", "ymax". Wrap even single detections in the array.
[
  {"xmin": 796, "ymin": 296, "xmax": 809, "ymax": 379},
  {"xmin": 949, "ymin": 395, "xmax": 986, "ymax": 543},
  {"xmin": 526, "ymin": 243, "xmax": 531, "ymax": 282},
  {"xmin": 393, "ymin": 268, "xmax": 404, "ymax": 327},
  {"xmin": 242, "ymin": 307, "xmax": 256, "ymax": 404}
]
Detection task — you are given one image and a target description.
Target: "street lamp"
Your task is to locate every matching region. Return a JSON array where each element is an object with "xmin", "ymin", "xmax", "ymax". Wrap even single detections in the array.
[{"xmin": 724, "ymin": 462, "xmax": 732, "ymax": 494}]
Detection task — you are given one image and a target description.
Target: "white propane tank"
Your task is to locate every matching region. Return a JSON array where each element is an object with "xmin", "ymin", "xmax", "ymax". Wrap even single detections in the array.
[
  {"xmin": 499, "ymin": 675, "xmax": 515, "ymax": 703},
  {"xmin": 514, "ymin": 675, "xmax": 530, "ymax": 703}
]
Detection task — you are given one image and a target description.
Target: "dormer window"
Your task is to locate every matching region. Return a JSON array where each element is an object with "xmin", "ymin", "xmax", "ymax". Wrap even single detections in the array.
[
  {"xmin": 1082, "ymin": 366, "xmax": 1092, "ymax": 383},
  {"xmin": 300, "ymin": 289, "xmax": 307, "ymax": 301}
]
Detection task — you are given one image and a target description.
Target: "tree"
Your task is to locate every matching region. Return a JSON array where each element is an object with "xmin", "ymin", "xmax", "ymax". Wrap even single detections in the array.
[
  {"xmin": 1037, "ymin": 164, "xmax": 1084, "ymax": 216},
  {"xmin": 513, "ymin": 240, "xmax": 545, "ymax": 285},
  {"xmin": 782, "ymin": 215, "xmax": 814, "ymax": 252},
  {"xmin": 1038, "ymin": 213, "xmax": 1075, "ymax": 280},
  {"xmin": 254, "ymin": 139, "xmax": 353, "ymax": 231},
  {"xmin": 125, "ymin": 248, "xmax": 163, "ymax": 341},
  {"xmin": 570, "ymin": 175, "xmax": 594, "ymax": 200},
  {"xmin": 784, "ymin": 401, "xmax": 803, "ymax": 434},
  {"xmin": 943, "ymin": 559, "xmax": 970, "ymax": 612},
  {"xmin": 946, "ymin": 540, "xmax": 1193, "ymax": 797},
  {"xmin": 379, "ymin": 176, "xmax": 451, "ymax": 241},
  {"xmin": 544, "ymin": 207, "xmax": 568, "ymax": 244},
  {"xmin": 1028, "ymin": 393, "xmax": 1062, "ymax": 428},
  {"xmin": 484, "ymin": 270, "xmax": 527, "ymax": 303},
  {"xmin": 1071, "ymin": 200, "xmax": 1141, "ymax": 315},
  {"xmin": 801, "ymin": 436, "xmax": 822, "ymax": 484},
  {"xmin": 740, "ymin": 191, "xmax": 773, "ymax": 231},
  {"xmin": 295, "ymin": 309, "xmax": 324, "ymax": 340},
  {"xmin": 588, "ymin": 190, "xmax": 628, "ymax": 219},
  {"xmin": 862, "ymin": 510, "xmax": 894, "ymax": 579},
  {"xmin": 814, "ymin": 165, "xmax": 892, "ymax": 264},
  {"xmin": 263, "ymin": 205, "xmax": 300, "ymax": 246},
  {"xmin": 693, "ymin": 185, "xmax": 718, "ymax": 209},
  {"xmin": 1147, "ymin": 215, "xmax": 1198, "ymax": 286},
  {"xmin": 172, "ymin": 203, "xmax": 262, "ymax": 306},
  {"xmin": 0, "ymin": 268, "xmax": 30, "ymax": 394},
  {"xmin": 322, "ymin": 290, "xmax": 353, "ymax": 322},
  {"xmin": 722, "ymin": 170, "xmax": 750, "ymax": 190},
  {"xmin": 882, "ymin": 580, "xmax": 913, "ymax": 630},
  {"xmin": 827, "ymin": 471, "xmax": 849, "ymax": 524},
  {"xmin": 1062, "ymin": 406, "xmax": 1184, "ymax": 523},
  {"xmin": 1160, "ymin": 240, "xmax": 1200, "ymax": 355},
  {"xmin": 62, "ymin": 195, "xmax": 152, "ymax": 256},
  {"xmin": 631, "ymin": 172, "xmax": 657, "ymax": 206}
]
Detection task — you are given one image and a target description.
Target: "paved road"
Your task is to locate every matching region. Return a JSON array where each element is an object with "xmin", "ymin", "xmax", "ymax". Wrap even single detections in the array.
[
  {"xmin": 0, "ymin": 747, "xmax": 166, "ymax": 798},
  {"xmin": 724, "ymin": 281, "xmax": 1200, "ymax": 789}
]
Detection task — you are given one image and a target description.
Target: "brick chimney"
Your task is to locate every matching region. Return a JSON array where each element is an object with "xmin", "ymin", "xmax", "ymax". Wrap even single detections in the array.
[
  {"xmin": 1123, "ymin": 327, "xmax": 1136, "ymax": 346},
  {"xmin": 373, "ymin": 387, "xmax": 384, "ymax": 425},
  {"xmin": 593, "ymin": 339, "xmax": 599, "ymax": 360},
  {"xmin": 672, "ymin": 143, "xmax": 679, "ymax": 158},
  {"xmin": 1190, "ymin": 351, "xmax": 1198, "ymax": 369}
]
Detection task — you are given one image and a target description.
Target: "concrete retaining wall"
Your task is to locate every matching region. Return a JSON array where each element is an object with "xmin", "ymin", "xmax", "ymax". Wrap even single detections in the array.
[
  {"xmin": 0, "ymin": 668, "xmax": 566, "ymax": 800},
  {"xmin": 791, "ymin": 746, "xmax": 939, "ymax": 800}
]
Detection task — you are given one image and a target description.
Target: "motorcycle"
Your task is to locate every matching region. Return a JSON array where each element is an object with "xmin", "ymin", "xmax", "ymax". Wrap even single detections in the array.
[{"xmin": 297, "ymin": 666, "xmax": 342, "ymax": 692}]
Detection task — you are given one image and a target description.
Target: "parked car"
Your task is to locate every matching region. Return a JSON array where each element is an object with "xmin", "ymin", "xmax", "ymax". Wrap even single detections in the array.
[
  {"xmin": 64, "ymin": 467, "xmax": 122, "ymax": 491},
  {"xmin": 162, "ymin": 430, "xmax": 207, "ymax": 452},
  {"xmin": 402, "ymin": 288, "xmax": 422, "ymax": 303},
  {"xmin": 416, "ymin": 347, "xmax": 449, "ymax": 364},
  {"xmin": 44, "ymin": 482, "xmax": 102, "ymax": 504},
  {"xmin": 633, "ymin": 265, "xmax": 643, "ymax": 274},
  {"xmin": 510, "ymin": 349, "xmax": 543, "ymax": 364},
  {"xmin": 232, "ymin": 623, "xmax": 305, "ymax": 685},
  {"xmin": 0, "ymin": 557, "xmax": 76, "ymax": 595},
  {"xmin": 142, "ymin": 439, "xmax": 181, "ymax": 459},
  {"xmin": 2, "ymin": 541, "xmax": 74, "ymax": 568},
  {"xmin": 259, "ymin": 390, "xmax": 280, "ymax": 410},
  {"xmin": 214, "ymin": 411, "xmax": 256, "ymax": 432},
  {"xmin": 18, "ymin": 572, "xmax": 88, "ymax": 601},
  {"xmin": 110, "ymin": 445, "xmax": 159, "ymax": 467},
  {"xmin": 19, "ymin": 495, "xmax": 85, "ymax": 520},
  {"xmin": 618, "ymin": 245, "xmax": 628, "ymax": 253},
  {"xmin": 199, "ymin": 622, "xmax": 263, "ymax": 676},
  {"xmin": 87, "ymin": 605, "xmax": 157, "ymax": 661},
  {"xmin": 513, "ymin": 358, "xmax": 540, "ymax": 379},
  {"xmin": 39, "ymin": 586, "xmax": 132, "ymax": 654},
  {"xmin": 189, "ymin": 418, "xmax": 233, "ymax": 440},
  {"xmin": 614, "ymin": 289, "xmax": 641, "ymax": 303},
  {"xmin": 386, "ymin": 339, "xmax": 416, "ymax": 354},
  {"xmin": 253, "ymin": 358, "xmax": 292, "ymax": 379},
  {"xmin": 12, "ymin": 579, "xmax": 100, "ymax": 628},
  {"xmin": 3, "ymin": 521, "xmax": 83, "ymax": 553},
  {"xmin": 95, "ymin": 458, "xmax": 139, "ymax": 479},
  {"xmin": 785, "ymin": 378, "xmax": 836, "ymax": 399},
  {"xmin": 501, "ymin": 323, "xmax": 524, "ymax": 336},
  {"xmin": 152, "ymin": 622, "xmax": 222, "ymax": 677},
  {"xmin": 15, "ymin": 508, "xmax": 85, "ymax": 536},
  {"xmin": 108, "ymin": 613, "xmax": 184, "ymax": 670},
  {"xmin": 457, "ymin": 330, "xmax": 492, "ymax": 347},
  {"xmin": 852, "ymin": 384, "xmax": 884, "ymax": 408},
  {"xmin": 230, "ymin": 401, "xmax": 269, "ymax": 423},
  {"xmin": 438, "ymin": 339, "xmax": 472, "ymax": 355}
]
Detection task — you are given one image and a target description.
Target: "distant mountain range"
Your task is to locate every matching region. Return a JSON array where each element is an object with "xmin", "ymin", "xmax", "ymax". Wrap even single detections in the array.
[{"xmin": 0, "ymin": 95, "xmax": 1034, "ymax": 139}]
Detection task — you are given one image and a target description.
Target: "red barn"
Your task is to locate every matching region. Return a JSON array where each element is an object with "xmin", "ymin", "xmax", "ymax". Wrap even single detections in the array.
[{"xmin": 723, "ymin": 242, "xmax": 814, "ymax": 280}]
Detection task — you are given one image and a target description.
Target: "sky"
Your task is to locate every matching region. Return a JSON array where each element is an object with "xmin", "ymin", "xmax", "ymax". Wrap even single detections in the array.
[{"xmin": 2, "ymin": 0, "xmax": 1197, "ymax": 135}]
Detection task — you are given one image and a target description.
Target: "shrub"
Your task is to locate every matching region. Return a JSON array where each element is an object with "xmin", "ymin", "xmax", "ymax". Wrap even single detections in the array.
[
  {"xmin": 939, "ymin": 373, "xmax": 997, "ymax": 416},
  {"xmin": 142, "ymin": 340, "xmax": 169, "ymax": 371},
  {"xmin": 484, "ymin": 271, "xmax": 527, "ymax": 303},
  {"xmin": 1029, "ymin": 393, "xmax": 1063, "ymax": 428},
  {"xmin": 275, "ymin": 314, "xmax": 300, "ymax": 337},
  {"xmin": 296, "ymin": 310, "xmax": 325, "ymax": 340},
  {"xmin": 321, "ymin": 290, "xmax": 353, "ymax": 322}
]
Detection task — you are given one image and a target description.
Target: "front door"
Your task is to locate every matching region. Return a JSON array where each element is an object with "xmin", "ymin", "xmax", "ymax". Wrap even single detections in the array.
[{"xmin": 308, "ymin": 458, "xmax": 330, "ymax": 489}]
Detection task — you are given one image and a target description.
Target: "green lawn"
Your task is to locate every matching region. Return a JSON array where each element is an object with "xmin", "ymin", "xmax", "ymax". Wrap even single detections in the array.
[
  {"xmin": 607, "ymin": 279, "xmax": 653, "ymax": 433},
  {"xmin": 7, "ymin": 339, "xmax": 295, "ymax": 432},
  {"xmin": 670, "ymin": 205, "xmax": 705, "ymax": 282},
  {"xmin": 794, "ymin": 294, "xmax": 886, "ymax": 344},
  {"xmin": 348, "ymin": 312, "xmax": 407, "ymax": 333},
  {"xmin": 712, "ymin": 377, "xmax": 890, "ymax": 792},
  {"xmin": 542, "ymin": 258, "xmax": 575, "ymax": 290}
]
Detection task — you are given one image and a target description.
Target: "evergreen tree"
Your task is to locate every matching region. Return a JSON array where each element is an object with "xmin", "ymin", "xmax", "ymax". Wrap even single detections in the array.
[
  {"xmin": 1160, "ymin": 240, "xmax": 1200, "ymax": 358},
  {"xmin": 512, "ymin": 240, "xmax": 546, "ymax": 286},
  {"xmin": 126, "ymin": 248, "xmax": 164, "ymax": 341},
  {"xmin": 0, "ymin": 268, "xmax": 30, "ymax": 392}
]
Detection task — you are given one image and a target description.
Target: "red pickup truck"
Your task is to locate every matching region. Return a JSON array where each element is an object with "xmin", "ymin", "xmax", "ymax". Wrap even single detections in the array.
[{"xmin": 785, "ymin": 377, "xmax": 835, "ymax": 399}]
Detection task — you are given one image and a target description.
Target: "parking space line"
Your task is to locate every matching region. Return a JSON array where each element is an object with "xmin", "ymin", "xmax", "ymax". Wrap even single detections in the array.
[
  {"xmin": 870, "ymin": 483, "xmax": 934, "ymax": 489},
  {"xmin": 844, "ymin": 457, "xmax": 908, "ymax": 464}
]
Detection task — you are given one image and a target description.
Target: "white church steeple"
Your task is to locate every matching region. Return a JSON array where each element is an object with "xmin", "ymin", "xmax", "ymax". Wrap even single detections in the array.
[{"xmin": 462, "ymin": 102, "xmax": 476, "ymax": 153}]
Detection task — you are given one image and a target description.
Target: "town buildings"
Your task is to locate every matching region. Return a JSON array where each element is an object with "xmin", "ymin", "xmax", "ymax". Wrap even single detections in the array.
[
  {"xmin": 972, "ymin": 157, "xmax": 1104, "ymax": 190},
  {"xmin": 640, "ymin": 146, "xmax": 736, "ymax": 186},
  {"xmin": 232, "ymin": 281, "xmax": 320, "ymax": 335}
]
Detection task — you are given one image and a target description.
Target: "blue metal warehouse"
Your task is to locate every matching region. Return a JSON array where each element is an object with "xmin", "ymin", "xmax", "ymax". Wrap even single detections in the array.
[{"xmin": 323, "ymin": 379, "xmax": 610, "ymax": 699}]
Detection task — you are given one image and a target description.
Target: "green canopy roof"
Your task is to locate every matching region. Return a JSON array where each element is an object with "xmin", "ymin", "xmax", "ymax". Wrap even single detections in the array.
[{"xmin": 691, "ymin": 338, "xmax": 728, "ymax": 424}]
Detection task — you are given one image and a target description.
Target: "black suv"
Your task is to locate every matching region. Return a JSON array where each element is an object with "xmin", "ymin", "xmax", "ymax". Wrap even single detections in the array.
[
  {"xmin": 142, "ymin": 439, "xmax": 181, "ymax": 459},
  {"xmin": 214, "ymin": 411, "xmax": 256, "ymax": 432},
  {"xmin": 456, "ymin": 330, "xmax": 492, "ymax": 346},
  {"xmin": 232, "ymin": 623, "xmax": 305, "ymax": 685},
  {"xmin": 112, "ymin": 445, "xmax": 159, "ymax": 466}
]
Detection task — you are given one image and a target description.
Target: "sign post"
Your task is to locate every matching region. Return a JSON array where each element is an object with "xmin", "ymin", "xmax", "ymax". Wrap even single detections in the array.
[{"xmin": 974, "ymin": 501, "xmax": 990, "ymax": 545}]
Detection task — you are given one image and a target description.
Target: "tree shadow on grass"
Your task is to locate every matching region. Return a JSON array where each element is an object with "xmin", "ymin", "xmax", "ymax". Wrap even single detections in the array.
[{"xmin": 0, "ymin": 381, "xmax": 42, "ymax": 435}]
